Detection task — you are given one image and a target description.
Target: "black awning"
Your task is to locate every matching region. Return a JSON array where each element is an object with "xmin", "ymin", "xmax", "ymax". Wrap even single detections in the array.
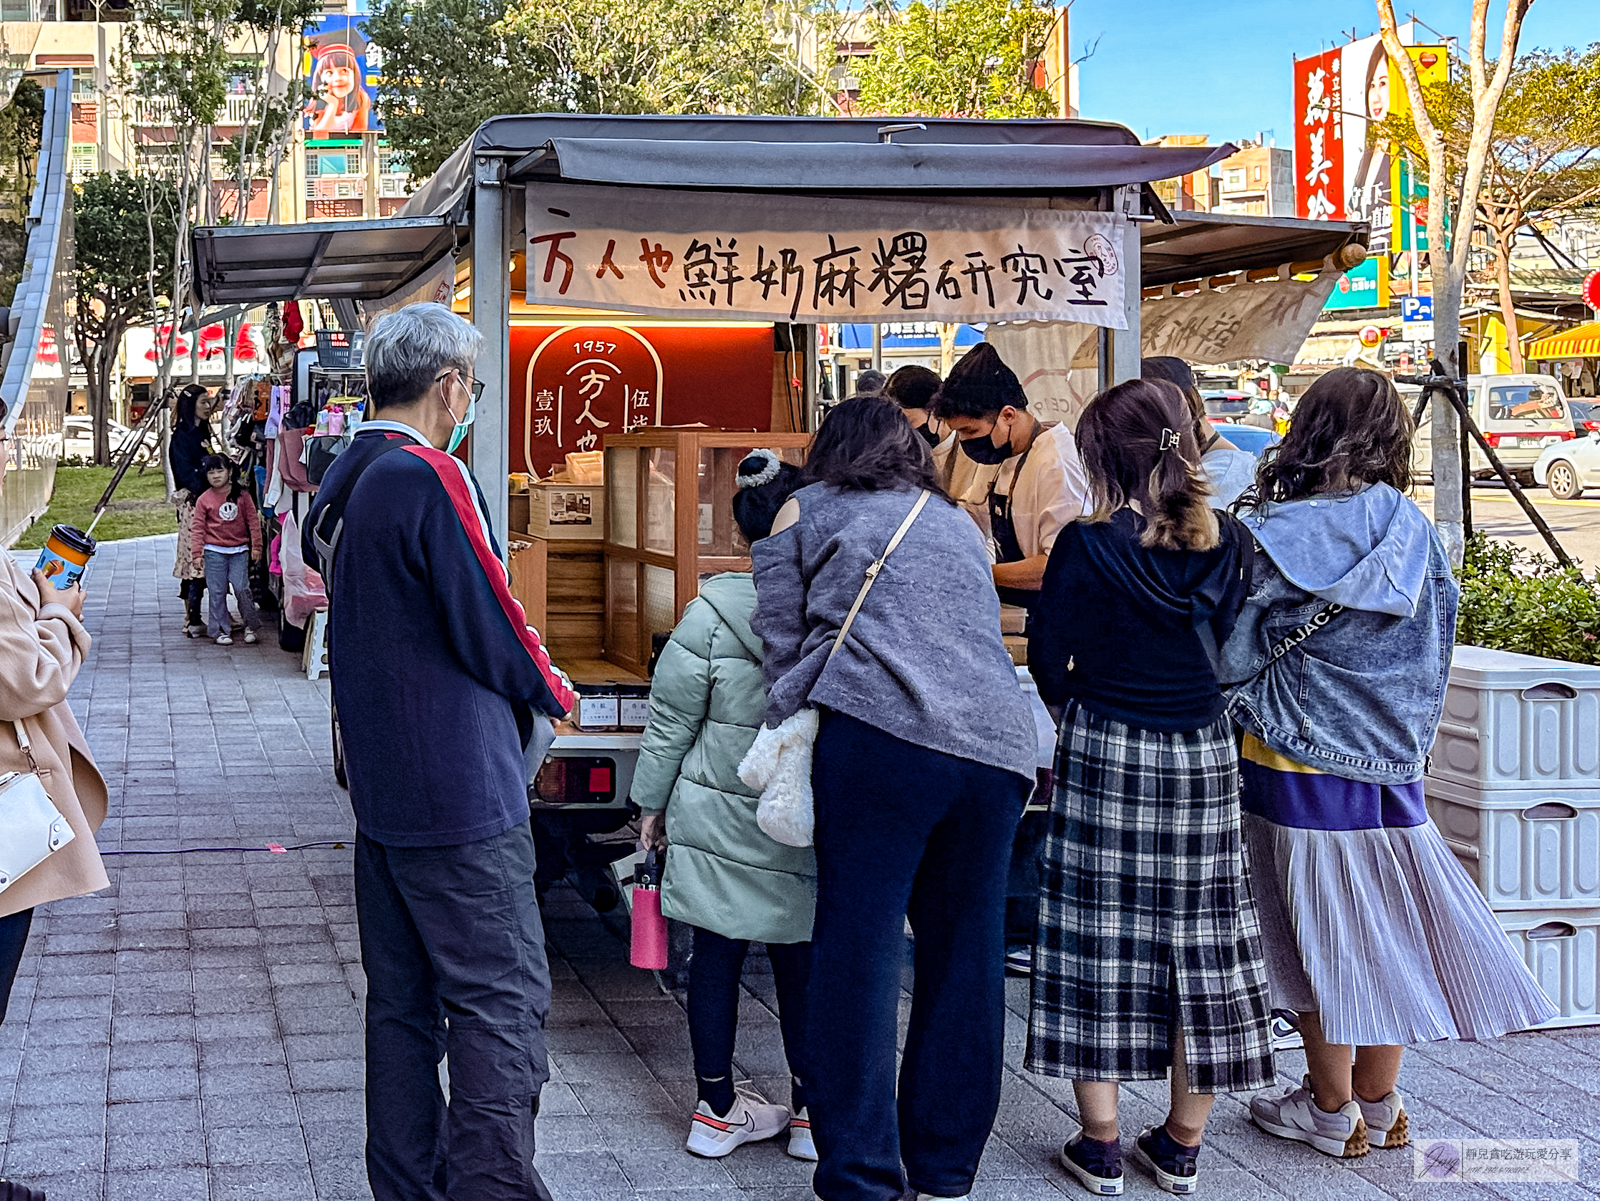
[
  {"xmin": 192, "ymin": 216, "xmax": 456, "ymax": 305},
  {"xmin": 509, "ymin": 137, "xmax": 1234, "ymax": 192},
  {"xmin": 1140, "ymin": 210, "xmax": 1370, "ymax": 287}
]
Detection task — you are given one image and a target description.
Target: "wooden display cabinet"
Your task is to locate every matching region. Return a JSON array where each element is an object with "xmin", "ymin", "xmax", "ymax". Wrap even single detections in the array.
[{"xmin": 602, "ymin": 429, "xmax": 810, "ymax": 677}]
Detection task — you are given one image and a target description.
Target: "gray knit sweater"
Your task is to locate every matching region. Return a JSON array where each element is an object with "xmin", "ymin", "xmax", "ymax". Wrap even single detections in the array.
[{"xmin": 750, "ymin": 482, "xmax": 1037, "ymax": 782}]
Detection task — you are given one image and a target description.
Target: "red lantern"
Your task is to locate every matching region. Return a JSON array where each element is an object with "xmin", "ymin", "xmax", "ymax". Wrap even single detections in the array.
[{"xmin": 1582, "ymin": 270, "xmax": 1600, "ymax": 313}]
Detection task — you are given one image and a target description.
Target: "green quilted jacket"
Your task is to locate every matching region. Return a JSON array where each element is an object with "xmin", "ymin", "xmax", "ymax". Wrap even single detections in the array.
[{"xmin": 631, "ymin": 572, "xmax": 816, "ymax": 945}]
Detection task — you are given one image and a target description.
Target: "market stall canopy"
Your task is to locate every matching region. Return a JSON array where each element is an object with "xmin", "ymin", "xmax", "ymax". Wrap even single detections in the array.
[
  {"xmin": 1528, "ymin": 321, "xmax": 1600, "ymax": 360},
  {"xmin": 1139, "ymin": 210, "xmax": 1369, "ymax": 288},
  {"xmin": 192, "ymin": 216, "xmax": 456, "ymax": 304},
  {"xmin": 507, "ymin": 137, "xmax": 1232, "ymax": 193},
  {"xmin": 400, "ymin": 112, "xmax": 1226, "ymax": 218}
]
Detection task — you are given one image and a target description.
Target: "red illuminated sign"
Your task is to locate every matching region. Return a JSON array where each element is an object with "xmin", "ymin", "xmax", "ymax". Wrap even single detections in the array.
[{"xmin": 510, "ymin": 323, "xmax": 776, "ymax": 475}]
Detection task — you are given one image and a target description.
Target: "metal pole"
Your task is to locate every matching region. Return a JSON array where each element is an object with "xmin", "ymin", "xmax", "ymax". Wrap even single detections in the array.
[
  {"xmin": 1109, "ymin": 184, "xmax": 1142, "ymax": 386},
  {"xmin": 470, "ymin": 155, "xmax": 510, "ymax": 553},
  {"xmin": 871, "ymin": 323, "xmax": 883, "ymax": 375}
]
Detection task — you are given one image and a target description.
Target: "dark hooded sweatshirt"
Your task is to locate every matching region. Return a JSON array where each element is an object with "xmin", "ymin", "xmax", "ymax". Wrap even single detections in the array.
[{"xmin": 1030, "ymin": 507, "xmax": 1253, "ymax": 732}]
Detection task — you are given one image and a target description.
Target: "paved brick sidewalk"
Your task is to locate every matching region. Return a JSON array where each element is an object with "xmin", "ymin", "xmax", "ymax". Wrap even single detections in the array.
[{"xmin": 2, "ymin": 535, "xmax": 1599, "ymax": 1200}]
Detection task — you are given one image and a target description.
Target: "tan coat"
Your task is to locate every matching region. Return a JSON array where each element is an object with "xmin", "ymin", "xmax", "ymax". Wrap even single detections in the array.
[{"xmin": 0, "ymin": 556, "xmax": 108, "ymax": 919}]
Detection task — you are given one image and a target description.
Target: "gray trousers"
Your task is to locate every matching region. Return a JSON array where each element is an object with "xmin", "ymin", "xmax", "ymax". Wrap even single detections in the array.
[
  {"xmin": 203, "ymin": 549, "xmax": 260, "ymax": 638},
  {"xmin": 355, "ymin": 822, "xmax": 554, "ymax": 1201}
]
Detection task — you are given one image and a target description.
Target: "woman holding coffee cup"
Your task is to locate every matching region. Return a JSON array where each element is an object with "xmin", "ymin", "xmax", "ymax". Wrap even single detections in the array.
[{"xmin": 0, "ymin": 397, "xmax": 110, "ymax": 1201}]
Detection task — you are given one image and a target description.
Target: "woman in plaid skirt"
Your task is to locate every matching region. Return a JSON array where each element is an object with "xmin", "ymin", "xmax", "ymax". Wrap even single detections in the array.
[{"xmin": 1026, "ymin": 379, "xmax": 1275, "ymax": 1197}]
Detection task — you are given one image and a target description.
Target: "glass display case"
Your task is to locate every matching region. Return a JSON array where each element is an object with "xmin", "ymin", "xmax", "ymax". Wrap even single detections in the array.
[{"xmin": 602, "ymin": 429, "xmax": 811, "ymax": 677}]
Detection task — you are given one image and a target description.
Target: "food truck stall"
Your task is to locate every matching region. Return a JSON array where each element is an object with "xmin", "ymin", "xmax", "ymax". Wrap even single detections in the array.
[{"xmin": 191, "ymin": 113, "xmax": 1368, "ymax": 903}]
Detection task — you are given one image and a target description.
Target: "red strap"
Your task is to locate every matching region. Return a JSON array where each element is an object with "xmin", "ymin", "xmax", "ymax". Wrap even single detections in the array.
[{"xmin": 401, "ymin": 446, "xmax": 574, "ymax": 713}]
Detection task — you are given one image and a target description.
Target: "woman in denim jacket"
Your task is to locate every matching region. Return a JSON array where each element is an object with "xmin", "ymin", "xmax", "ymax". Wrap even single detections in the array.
[{"xmin": 1220, "ymin": 369, "xmax": 1555, "ymax": 1161}]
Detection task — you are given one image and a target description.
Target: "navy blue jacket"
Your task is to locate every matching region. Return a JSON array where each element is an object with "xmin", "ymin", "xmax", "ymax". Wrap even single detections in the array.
[{"xmin": 307, "ymin": 426, "xmax": 573, "ymax": 847}]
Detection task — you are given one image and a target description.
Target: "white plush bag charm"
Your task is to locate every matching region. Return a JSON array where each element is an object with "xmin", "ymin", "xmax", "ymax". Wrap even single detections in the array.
[{"xmin": 740, "ymin": 490, "xmax": 931, "ymax": 848}]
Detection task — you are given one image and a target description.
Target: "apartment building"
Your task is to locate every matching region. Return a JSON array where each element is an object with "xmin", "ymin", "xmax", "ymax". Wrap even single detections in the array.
[
  {"xmin": 1, "ymin": 1, "xmax": 408, "ymax": 223},
  {"xmin": 1213, "ymin": 143, "xmax": 1294, "ymax": 217}
]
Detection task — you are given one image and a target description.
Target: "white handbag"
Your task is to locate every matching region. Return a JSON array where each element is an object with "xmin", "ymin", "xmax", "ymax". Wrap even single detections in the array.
[
  {"xmin": 0, "ymin": 720, "xmax": 74, "ymax": 894},
  {"xmin": 741, "ymin": 490, "xmax": 932, "ymax": 848}
]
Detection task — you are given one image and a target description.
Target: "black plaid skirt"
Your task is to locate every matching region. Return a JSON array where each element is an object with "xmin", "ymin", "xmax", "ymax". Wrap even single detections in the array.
[{"xmin": 1025, "ymin": 703, "xmax": 1274, "ymax": 1093}]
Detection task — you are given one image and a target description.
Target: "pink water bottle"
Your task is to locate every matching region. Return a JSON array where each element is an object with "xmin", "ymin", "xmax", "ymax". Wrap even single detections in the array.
[{"xmin": 629, "ymin": 849, "xmax": 668, "ymax": 970}]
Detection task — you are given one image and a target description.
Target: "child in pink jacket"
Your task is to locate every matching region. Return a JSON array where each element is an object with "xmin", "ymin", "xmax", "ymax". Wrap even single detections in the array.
[{"xmin": 192, "ymin": 455, "xmax": 263, "ymax": 645}]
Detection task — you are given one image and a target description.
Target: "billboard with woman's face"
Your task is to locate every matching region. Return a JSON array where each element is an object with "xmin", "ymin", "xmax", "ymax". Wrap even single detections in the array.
[{"xmin": 304, "ymin": 16, "xmax": 381, "ymax": 134}]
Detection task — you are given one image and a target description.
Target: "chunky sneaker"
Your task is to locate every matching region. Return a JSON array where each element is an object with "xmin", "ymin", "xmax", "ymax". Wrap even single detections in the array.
[
  {"xmin": 684, "ymin": 1089, "xmax": 788, "ymax": 1158},
  {"xmin": 1269, "ymin": 1009, "xmax": 1303, "ymax": 1051},
  {"xmin": 1131, "ymin": 1125, "xmax": 1199, "ymax": 1195},
  {"xmin": 786, "ymin": 1107, "xmax": 817, "ymax": 1161},
  {"xmin": 1356, "ymin": 1089, "xmax": 1409, "ymax": 1149},
  {"xmin": 1250, "ymin": 1076, "xmax": 1369, "ymax": 1158},
  {"xmin": 1060, "ymin": 1130, "xmax": 1124, "ymax": 1195},
  {"xmin": 1005, "ymin": 946, "xmax": 1034, "ymax": 976},
  {"xmin": 215, "ymin": 634, "xmax": 233, "ymax": 646},
  {"xmin": 185, "ymin": 623, "xmax": 206, "ymax": 638},
  {"xmin": 243, "ymin": 630, "xmax": 258, "ymax": 644}
]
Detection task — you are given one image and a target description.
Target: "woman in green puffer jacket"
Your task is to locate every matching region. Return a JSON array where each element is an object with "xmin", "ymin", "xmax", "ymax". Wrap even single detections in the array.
[{"xmin": 633, "ymin": 450, "xmax": 816, "ymax": 1164}]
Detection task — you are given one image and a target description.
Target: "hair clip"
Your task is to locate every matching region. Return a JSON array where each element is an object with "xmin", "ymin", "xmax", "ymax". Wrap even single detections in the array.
[
  {"xmin": 736, "ymin": 449, "xmax": 783, "ymax": 489},
  {"xmin": 1159, "ymin": 428, "xmax": 1182, "ymax": 452}
]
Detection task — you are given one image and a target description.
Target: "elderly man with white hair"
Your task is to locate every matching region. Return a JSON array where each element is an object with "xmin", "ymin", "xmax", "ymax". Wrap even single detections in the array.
[{"xmin": 305, "ymin": 302, "xmax": 573, "ymax": 1201}]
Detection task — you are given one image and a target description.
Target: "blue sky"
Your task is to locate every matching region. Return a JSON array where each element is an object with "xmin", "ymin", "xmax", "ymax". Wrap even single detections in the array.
[{"xmin": 1069, "ymin": 0, "xmax": 1597, "ymax": 144}]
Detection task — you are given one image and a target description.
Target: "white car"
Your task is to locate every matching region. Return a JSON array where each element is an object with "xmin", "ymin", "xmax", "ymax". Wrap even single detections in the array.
[
  {"xmin": 63, "ymin": 415, "xmax": 155, "ymax": 463},
  {"xmin": 1533, "ymin": 431, "xmax": 1600, "ymax": 499}
]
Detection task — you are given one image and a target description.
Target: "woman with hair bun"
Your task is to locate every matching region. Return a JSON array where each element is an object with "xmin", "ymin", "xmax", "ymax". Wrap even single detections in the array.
[
  {"xmin": 1221, "ymin": 367, "xmax": 1555, "ymax": 1160},
  {"xmin": 632, "ymin": 450, "xmax": 817, "ymax": 1164},
  {"xmin": 1026, "ymin": 378, "xmax": 1273, "ymax": 1197}
]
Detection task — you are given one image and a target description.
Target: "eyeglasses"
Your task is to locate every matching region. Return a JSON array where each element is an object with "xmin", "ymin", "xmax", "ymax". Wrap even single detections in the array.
[{"xmin": 436, "ymin": 369, "xmax": 485, "ymax": 403}]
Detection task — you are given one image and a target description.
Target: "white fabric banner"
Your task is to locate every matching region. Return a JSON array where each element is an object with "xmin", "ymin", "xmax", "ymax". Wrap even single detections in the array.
[
  {"xmin": 525, "ymin": 184, "xmax": 1127, "ymax": 327},
  {"xmin": 986, "ymin": 322, "xmax": 1099, "ymax": 429},
  {"xmin": 1140, "ymin": 269, "xmax": 1341, "ymax": 365}
]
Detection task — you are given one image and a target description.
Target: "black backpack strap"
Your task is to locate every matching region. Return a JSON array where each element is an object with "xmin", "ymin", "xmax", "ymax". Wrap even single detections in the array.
[{"xmin": 309, "ymin": 436, "xmax": 410, "ymax": 584}]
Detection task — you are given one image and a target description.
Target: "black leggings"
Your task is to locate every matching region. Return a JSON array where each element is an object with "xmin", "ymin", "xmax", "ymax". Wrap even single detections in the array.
[
  {"xmin": 0, "ymin": 908, "xmax": 33, "ymax": 1025},
  {"xmin": 687, "ymin": 927, "xmax": 810, "ymax": 1100}
]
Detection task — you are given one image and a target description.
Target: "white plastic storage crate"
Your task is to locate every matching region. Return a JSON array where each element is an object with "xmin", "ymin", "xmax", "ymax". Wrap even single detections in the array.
[
  {"xmin": 1426, "ymin": 778, "xmax": 1600, "ymax": 908},
  {"xmin": 1431, "ymin": 646, "xmax": 1600, "ymax": 792},
  {"xmin": 1498, "ymin": 908, "xmax": 1600, "ymax": 1029}
]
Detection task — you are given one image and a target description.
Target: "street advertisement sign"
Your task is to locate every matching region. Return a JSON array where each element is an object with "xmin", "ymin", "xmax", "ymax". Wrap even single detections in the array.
[
  {"xmin": 1295, "ymin": 37, "xmax": 1448, "ymax": 239},
  {"xmin": 524, "ymin": 184, "xmax": 1128, "ymax": 327},
  {"xmin": 1324, "ymin": 257, "xmax": 1390, "ymax": 311},
  {"xmin": 303, "ymin": 15, "xmax": 382, "ymax": 134},
  {"xmin": 1294, "ymin": 47, "xmax": 1344, "ymax": 221}
]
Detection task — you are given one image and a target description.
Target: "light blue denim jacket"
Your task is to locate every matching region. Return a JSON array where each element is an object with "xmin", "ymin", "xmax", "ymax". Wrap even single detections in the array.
[{"xmin": 1219, "ymin": 484, "xmax": 1459, "ymax": 783}]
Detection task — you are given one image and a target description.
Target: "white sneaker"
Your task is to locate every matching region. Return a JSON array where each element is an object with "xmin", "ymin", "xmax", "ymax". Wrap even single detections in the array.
[
  {"xmin": 243, "ymin": 630, "xmax": 258, "ymax": 644},
  {"xmin": 1249, "ymin": 1076, "xmax": 1369, "ymax": 1158},
  {"xmin": 684, "ymin": 1089, "xmax": 788, "ymax": 1158},
  {"xmin": 215, "ymin": 634, "xmax": 233, "ymax": 646},
  {"xmin": 786, "ymin": 1107, "xmax": 817, "ymax": 1161},
  {"xmin": 1357, "ymin": 1089, "xmax": 1409, "ymax": 1149}
]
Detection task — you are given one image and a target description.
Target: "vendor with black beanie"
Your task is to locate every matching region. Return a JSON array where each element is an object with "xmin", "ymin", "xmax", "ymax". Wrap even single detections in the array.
[{"xmin": 931, "ymin": 342, "xmax": 1090, "ymax": 613}]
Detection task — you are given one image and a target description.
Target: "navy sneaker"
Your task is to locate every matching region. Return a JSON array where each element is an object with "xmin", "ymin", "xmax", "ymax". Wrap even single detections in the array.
[
  {"xmin": 1131, "ymin": 1125, "xmax": 1200, "ymax": 1195},
  {"xmin": 1060, "ymin": 1131, "xmax": 1123, "ymax": 1196}
]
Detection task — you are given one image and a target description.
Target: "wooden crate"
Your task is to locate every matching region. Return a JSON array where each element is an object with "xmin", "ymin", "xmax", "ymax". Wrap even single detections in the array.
[{"xmin": 507, "ymin": 538, "xmax": 547, "ymax": 633}]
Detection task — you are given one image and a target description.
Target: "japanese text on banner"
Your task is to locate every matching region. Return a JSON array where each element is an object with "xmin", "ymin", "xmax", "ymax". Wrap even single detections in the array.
[{"xmin": 524, "ymin": 185, "xmax": 1127, "ymax": 328}]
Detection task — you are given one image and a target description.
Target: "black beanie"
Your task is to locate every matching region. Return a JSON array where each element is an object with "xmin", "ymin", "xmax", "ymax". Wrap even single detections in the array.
[
  {"xmin": 731, "ymin": 450, "xmax": 803, "ymax": 543},
  {"xmin": 930, "ymin": 342, "xmax": 1027, "ymax": 420}
]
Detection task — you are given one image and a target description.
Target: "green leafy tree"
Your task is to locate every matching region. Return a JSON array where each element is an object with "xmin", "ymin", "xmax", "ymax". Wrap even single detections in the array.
[
  {"xmin": 365, "ymin": 0, "xmax": 562, "ymax": 182},
  {"xmin": 1375, "ymin": 43, "xmax": 1600, "ymax": 374},
  {"xmin": 369, "ymin": 0, "xmax": 839, "ymax": 181},
  {"xmin": 72, "ymin": 173, "xmax": 179, "ymax": 465},
  {"xmin": 852, "ymin": 0, "xmax": 1058, "ymax": 118}
]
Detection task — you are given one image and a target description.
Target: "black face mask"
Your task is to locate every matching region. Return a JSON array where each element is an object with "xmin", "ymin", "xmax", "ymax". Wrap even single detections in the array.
[
  {"xmin": 960, "ymin": 429, "xmax": 1015, "ymax": 465},
  {"xmin": 917, "ymin": 423, "xmax": 942, "ymax": 448}
]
